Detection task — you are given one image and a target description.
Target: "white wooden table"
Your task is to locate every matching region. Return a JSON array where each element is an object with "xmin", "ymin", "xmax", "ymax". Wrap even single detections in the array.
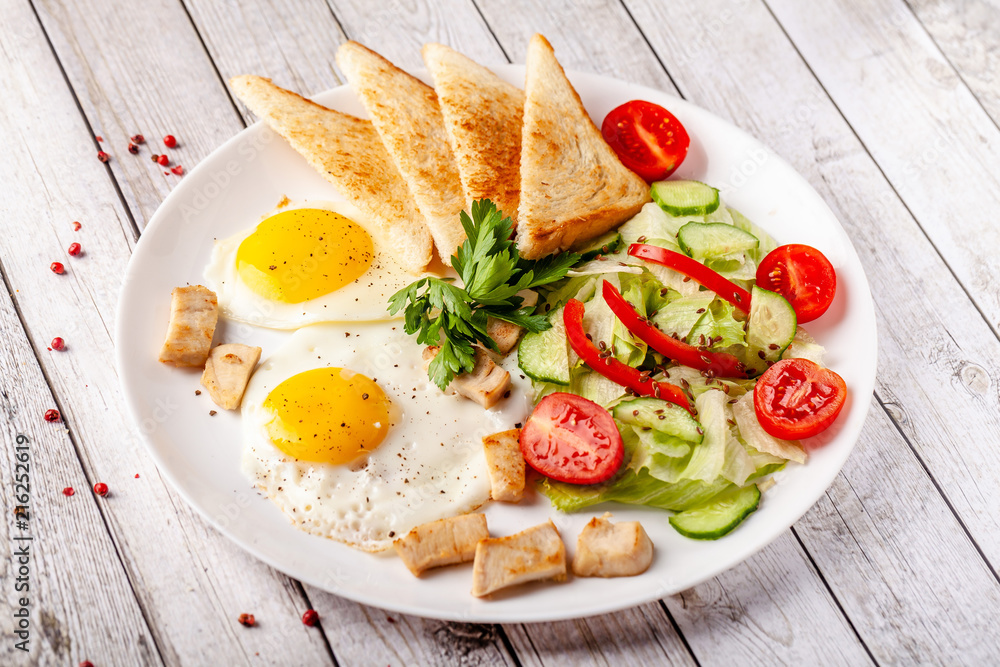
[{"xmin": 2, "ymin": 0, "xmax": 1000, "ymax": 664}]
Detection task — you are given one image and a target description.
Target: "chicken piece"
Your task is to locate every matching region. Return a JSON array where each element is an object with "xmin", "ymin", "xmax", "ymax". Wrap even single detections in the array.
[
  {"xmin": 572, "ymin": 514, "xmax": 654, "ymax": 577},
  {"xmin": 485, "ymin": 291, "xmax": 538, "ymax": 355},
  {"xmin": 486, "ymin": 318, "xmax": 524, "ymax": 355},
  {"xmin": 200, "ymin": 344, "xmax": 262, "ymax": 410},
  {"xmin": 423, "ymin": 345, "xmax": 511, "ymax": 408},
  {"xmin": 159, "ymin": 286, "xmax": 218, "ymax": 367},
  {"xmin": 393, "ymin": 513, "xmax": 489, "ymax": 576},
  {"xmin": 471, "ymin": 520, "xmax": 566, "ymax": 597},
  {"xmin": 482, "ymin": 429, "xmax": 525, "ymax": 502}
]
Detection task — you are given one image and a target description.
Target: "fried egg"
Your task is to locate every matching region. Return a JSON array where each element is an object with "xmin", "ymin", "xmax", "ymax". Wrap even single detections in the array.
[
  {"xmin": 205, "ymin": 200, "xmax": 423, "ymax": 328},
  {"xmin": 241, "ymin": 322, "xmax": 532, "ymax": 551}
]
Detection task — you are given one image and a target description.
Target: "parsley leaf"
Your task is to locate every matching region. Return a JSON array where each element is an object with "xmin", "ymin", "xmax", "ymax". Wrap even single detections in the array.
[{"xmin": 388, "ymin": 199, "xmax": 579, "ymax": 390}]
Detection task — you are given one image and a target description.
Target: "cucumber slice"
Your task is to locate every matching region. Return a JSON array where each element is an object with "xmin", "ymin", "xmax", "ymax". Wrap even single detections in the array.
[
  {"xmin": 745, "ymin": 285, "xmax": 797, "ymax": 374},
  {"xmin": 651, "ymin": 180, "xmax": 720, "ymax": 216},
  {"xmin": 613, "ymin": 397, "xmax": 703, "ymax": 443},
  {"xmin": 668, "ymin": 484, "xmax": 760, "ymax": 539},
  {"xmin": 677, "ymin": 222, "xmax": 759, "ymax": 261},
  {"xmin": 517, "ymin": 307, "xmax": 570, "ymax": 385},
  {"xmin": 574, "ymin": 231, "xmax": 623, "ymax": 261}
]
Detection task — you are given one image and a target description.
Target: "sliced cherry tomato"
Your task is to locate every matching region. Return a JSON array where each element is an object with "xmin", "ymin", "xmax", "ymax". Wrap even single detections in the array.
[
  {"xmin": 601, "ymin": 280, "xmax": 747, "ymax": 378},
  {"xmin": 628, "ymin": 243, "xmax": 751, "ymax": 312},
  {"xmin": 563, "ymin": 298, "xmax": 692, "ymax": 413},
  {"xmin": 601, "ymin": 100, "xmax": 690, "ymax": 182},
  {"xmin": 753, "ymin": 358, "xmax": 846, "ymax": 440},
  {"xmin": 756, "ymin": 244, "xmax": 836, "ymax": 323},
  {"xmin": 520, "ymin": 393, "xmax": 624, "ymax": 484}
]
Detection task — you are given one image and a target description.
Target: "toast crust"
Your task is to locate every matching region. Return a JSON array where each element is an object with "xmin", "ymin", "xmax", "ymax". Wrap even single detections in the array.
[
  {"xmin": 516, "ymin": 35, "xmax": 650, "ymax": 259},
  {"xmin": 229, "ymin": 75, "xmax": 433, "ymax": 274},
  {"xmin": 337, "ymin": 42, "xmax": 467, "ymax": 264},
  {"xmin": 423, "ymin": 43, "xmax": 524, "ymax": 225}
]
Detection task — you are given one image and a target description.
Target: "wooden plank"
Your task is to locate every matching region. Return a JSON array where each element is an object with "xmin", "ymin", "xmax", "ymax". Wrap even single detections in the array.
[
  {"xmin": 504, "ymin": 604, "xmax": 695, "ymax": 667},
  {"xmin": 766, "ymin": 0, "xmax": 1000, "ymax": 360},
  {"xmin": 906, "ymin": 0, "xmax": 1000, "ymax": 124},
  {"xmin": 796, "ymin": 400, "xmax": 1000, "ymax": 661},
  {"xmin": 0, "ymin": 291, "xmax": 158, "ymax": 663},
  {"xmin": 621, "ymin": 0, "xmax": 1000, "ymax": 659},
  {"xmin": 7, "ymin": 1, "xmax": 338, "ymax": 663}
]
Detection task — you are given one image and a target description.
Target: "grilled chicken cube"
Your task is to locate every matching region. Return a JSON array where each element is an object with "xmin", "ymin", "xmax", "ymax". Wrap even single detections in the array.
[
  {"xmin": 200, "ymin": 344, "xmax": 262, "ymax": 410},
  {"xmin": 572, "ymin": 514, "xmax": 653, "ymax": 577},
  {"xmin": 485, "ymin": 291, "xmax": 538, "ymax": 355},
  {"xmin": 482, "ymin": 429, "xmax": 525, "ymax": 502},
  {"xmin": 394, "ymin": 513, "xmax": 489, "ymax": 576},
  {"xmin": 423, "ymin": 345, "xmax": 511, "ymax": 408},
  {"xmin": 471, "ymin": 520, "xmax": 566, "ymax": 597},
  {"xmin": 159, "ymin": 285, "xmax": 218, "ymax": 367}
]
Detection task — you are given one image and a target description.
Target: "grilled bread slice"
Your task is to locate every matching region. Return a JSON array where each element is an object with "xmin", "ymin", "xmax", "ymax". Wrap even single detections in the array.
[
  {"xmin": 422, "ymin": 43, "xmax": 524, "ymax": 225},
  {"xmin": 229, "ymin": 75, "xmax": 433, "ymax": 274},
  {"xmin": 337, "ymin": 42, "xmax": 467, "ymax": 264},
  {"xmin": 516, "ymin": 35, "xmax": 650, "ymax": 259}
]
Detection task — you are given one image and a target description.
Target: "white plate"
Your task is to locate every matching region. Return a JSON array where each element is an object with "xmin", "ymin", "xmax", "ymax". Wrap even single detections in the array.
[{"xmin": 116, "ymin": 66, "xmax": 877, "ymax": 623}]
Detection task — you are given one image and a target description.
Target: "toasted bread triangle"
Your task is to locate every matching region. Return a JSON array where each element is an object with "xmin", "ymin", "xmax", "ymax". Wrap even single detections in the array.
[
  {"xmin": 337, "ymin": 42, "xmax": 467, "ymax": 264},
  {"xmin": 423, "ymin": 43, "xmax": 524, "ymax": 225},
  {"xmin": 516, "ymin": 35, "xmax": 650, "ymax": 259},
  {"xmin": 229, "ymin": 76, "xmax": 433, "ymax": 274}
]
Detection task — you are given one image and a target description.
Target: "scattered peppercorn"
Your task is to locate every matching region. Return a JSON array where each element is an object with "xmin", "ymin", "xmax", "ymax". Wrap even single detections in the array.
[
  {"xmin": 209, "ymin": 410, "xmax": 217, "ymax": 416},
  {"xmin": 95, "ymin": 136, "xmax": 103, "ymax": 143},
  {"xmin": 93, "ymin": 482, "xmax": 109, "ymax": 496},
  {"xmin": 50, "ymin": 262, "xmax": 65, "ymax": 274},
  {"xmin": 72, "ymin": 221, "xmax": 82, "ymax": 231},
  {"xmin": 68, "ymin": 242, "xmax": 82, "ymax": 256},
  {"xmin": 97, "ymin": 151, "xmax": 109, "ymax": 163},
  {"xmin": 301, "ymin": 609, "xmax": 319, "ymax": 626},
  {"xmin": 151, "ymin": 154, "xmax": 160, "ymax": 162},
  {"xmin": 238, "ymin": 613, "xmax": 255, "ymax": 627},
  {"xmin": 128, "ymin": 143, "xmax": 139, "ymax": 154},
  {"xmin": 194, "ymin": 390, "xmax": 201, "ymax": 396},
  {"xmin": 63, "ymin": 487, "xmax": 74, "ymax": 496},
  {"xmin": 79, "ymin": 660, "xmax": 94, "ymax": 667},
  {"xmin": 44, "ymin": 409, "xmax": 61, "ymax": 422},
  {"xmin": 134, "ymin": 473, "xmax": 140, "ymax": 478},
  {"xmin": 163, "ymin": 134, "xmax": 177, "ymax": 148},
  {"xmin": 51, "ymin": 337, "xmax": 65, "ymax": 351},
  {"xmin": 171, "ymin": 165, "xmax": 184, "ymax": 176},
  {"xmin": 157, "ymin": 154, "xmax": 169, "ymax": 166},
  {"xmin": 131, "ymin": 134, "xmax": 145, "ymax": 144}
]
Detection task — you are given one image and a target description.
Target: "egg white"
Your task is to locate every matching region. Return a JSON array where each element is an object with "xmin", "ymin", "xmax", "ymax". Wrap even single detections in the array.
[
  {"xmin": 204, "ymin": 199, "xmax": 425, "ymax": 328},
  {"xmin": 241, "ymin": 321, "xmax": 533, "ymax": 551}
]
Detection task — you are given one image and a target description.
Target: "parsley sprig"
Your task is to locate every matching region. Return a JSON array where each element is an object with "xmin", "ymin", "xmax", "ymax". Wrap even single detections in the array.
[{"xmin": 388, "ymin": 199, "xmax": 579, "ymax": 390}]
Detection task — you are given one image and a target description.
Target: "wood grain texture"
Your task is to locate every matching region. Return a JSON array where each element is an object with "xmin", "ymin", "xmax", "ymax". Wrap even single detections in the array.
[
  {"xmin": 0, "ymin": 285, "xmax": 157, "ymax": 665},
  {"xmin": 767, "ymin": 0, "xmax": 1000, "ymax": 341},
  {"xmin": 906, "ymin": 0, "xmax": 1000, "ymax": 123},
  {"xmin": 4, "ymin": 0, "xmax": 337, "ymax": 663},
  {"xmin": 624, "ymin": 0, "xmax": 1000, "ymax": 658}
]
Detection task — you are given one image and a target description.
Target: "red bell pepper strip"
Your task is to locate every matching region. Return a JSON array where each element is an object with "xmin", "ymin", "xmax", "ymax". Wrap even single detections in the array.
[
  {"xmin": 563, "ymin": 298, "xmax": 693, "ymax": 413},
  {"xmin": 628, "ymin": 243, "xmax": 751, "ymax": 313},
  {"xmin": 601, "ymin": 280, "xmax": 748, "ymax": 378}
]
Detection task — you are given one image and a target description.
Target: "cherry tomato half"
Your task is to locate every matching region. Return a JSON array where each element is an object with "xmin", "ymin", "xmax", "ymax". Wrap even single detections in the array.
[
  {"xmin": 520, "ymin": 393, "xmax": 624, "ymax": 485},
  {"xmin": 753, "ymin": 359, "xmax": 847, "ymax": 440},
  {"xmin": 601, "ymin": 100, "xmax": 690, "ymax": 182},
  {"xmin": 756, "ymin": 244, "xmax": 836, "ymax": 323}
]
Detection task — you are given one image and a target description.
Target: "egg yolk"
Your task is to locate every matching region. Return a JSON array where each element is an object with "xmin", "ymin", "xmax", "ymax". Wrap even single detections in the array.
[
  {"xmin": 263, "ymin": 368, "xmax": 391, "ymax": 464},
  {"xmin": 236, "ymin": 209, "xmax": 373, "ymax": 303}
]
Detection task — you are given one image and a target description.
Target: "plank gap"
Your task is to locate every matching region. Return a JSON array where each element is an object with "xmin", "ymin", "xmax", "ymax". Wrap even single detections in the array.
[
  {"xmin": 177, "ymin": 0, "xmax": 249, "ymax": 130},
  {"xmin": 0, "ymin": 255, "xmax": 168, "ymax": 666},
  {"xmin": 27, "ymin": 0, "xmax": 143, "ymax": 243},
  {"xmin": 292, "ymin": 579, "xmax": 342, "ymax": 666},
  {"xmin": 758, "ymin": 0, "xmax": 1000, "ymax": 349},
  {"xmin": 616, "ymin": 0, "xmax": 685, "ymax": 99},
  {"xmin": 656, "ymin": 599, "xmax": 702, "ymax": 667},
  {"xmin": 873, "ymin": 392, "xmax": 1000, "ymax": 588}
]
